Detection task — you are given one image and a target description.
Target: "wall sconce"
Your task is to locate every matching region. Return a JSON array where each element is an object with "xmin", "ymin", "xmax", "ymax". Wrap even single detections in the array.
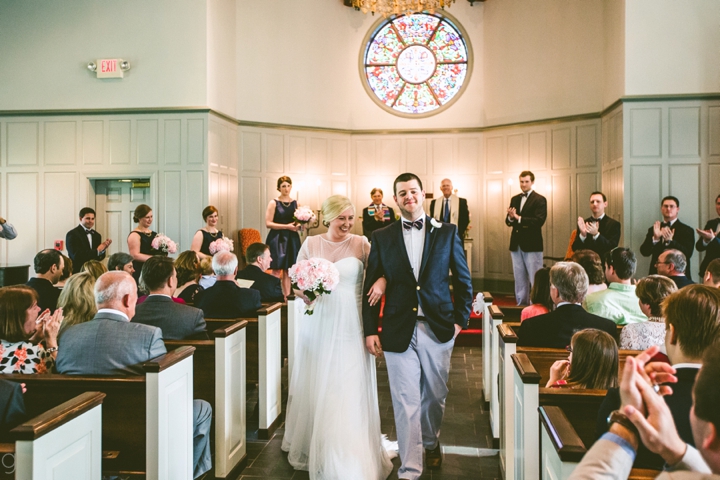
[{"xmin": 87, "ymin": 59, "xmax": 131, "ymax": 78}]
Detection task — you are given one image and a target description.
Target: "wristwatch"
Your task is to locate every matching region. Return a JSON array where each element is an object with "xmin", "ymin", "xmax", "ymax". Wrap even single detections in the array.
[{"xmin": 607, "ymin": 410, "xmax": 639, "ymax": 438}]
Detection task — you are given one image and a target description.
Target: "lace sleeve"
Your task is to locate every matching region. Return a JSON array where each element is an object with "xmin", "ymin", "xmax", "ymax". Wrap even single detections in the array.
[
  {"xmin": 361, "ymin": 236, "xmax": 372, "ymax": 267},
  {"xmin": 297, "ymin": 238, "xmax": 311, "ymax": 262}
]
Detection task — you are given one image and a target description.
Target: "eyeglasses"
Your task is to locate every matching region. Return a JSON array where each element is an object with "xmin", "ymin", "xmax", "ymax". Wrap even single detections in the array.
[{"xmin": 565, "ymin": 345, "xmax": 573, "ymax": 353}]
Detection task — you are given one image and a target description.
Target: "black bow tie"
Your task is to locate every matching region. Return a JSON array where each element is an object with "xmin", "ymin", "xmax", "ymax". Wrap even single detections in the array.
[
  {"xmin": 661, "ymin": 222, "xmax": 671, "ymax": 229},
  {"xmin": 523, "ymin": 192, "xmax": 530, "ymax": 198},
  {"xmin": 85, "ymin": 229, "xmax": 94, "ymax": 234},
  {"xmin": 402, "ymin": 219, "xmax": 424, "ymax": 231}
]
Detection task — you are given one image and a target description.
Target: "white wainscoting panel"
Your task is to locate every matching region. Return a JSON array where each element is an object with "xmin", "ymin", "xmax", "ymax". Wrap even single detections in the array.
[
  {"xmin": 187, "ymin": 118, "xmax": 205, "ymax": 165},
  {"xmin": 551, "ymin": 128, "xmax": 571, "ymax": 170},
  {"xmin": 486, "ymin": 136, "xmax": 504, "ymax": 174},
  {"xmin": 266, "ymin": 134, "xmax": 284, "ymax": 173},
  {"xmin": 44, "ymin": 121, "xmax": 77, "ymax": 166},
  {"xmin": 109, "ymin": 120, "xmax": 131, "ymax": 165},
  {"xmin": 162, "ymin": 171, "xmax": 182, "ymax": 247},
  {"xmin": 576, "ymin": 124, "xmax": 597, "ymax": 168},
  {"xmin": 406, "ymin": 138, "xmax": 427, "ymax": 175},
  {"xmin": 82, "ymin": 121, "xmax": 104, "ymax": 165},
  {"xmin": 44, "ymin": 172, "xmax": 77, "ymax": 249},
  {"xmin": 669, "ymin": 164, "xmax": 700, "ymax": 230},
  {"xmin": 630, "ymin": 108, "xmax": 662, "ymax": 158},
  {"xmin": 137, "ymin": 119, "xmax": 159, "ymax": 165},
  {"xmin": 550, "ymin": 174, "xmax": 572, "ymax": 259},
  {"xmin": 164, "ymin": 119, "xmax": 182, "ymax": 165},
  {"xmin": 669, "ymin": 107, "xmax": 700, "ymax": 157},
  {"xmin": 507, "ymin": 134, "xmax": 524, "ymax": 174},
  {"xmin": 288, "ymin": 136, "xmax": 306, "ymax": 174},
  {"xmin": 458, "ymin": 137, "xmax": 480, "ymax": 175},
  {"xmin": 241, "ymin": 131, "xmax": 261, "ymax": 173},
  {"xmin": 331, "ymin": 139, "xmax": 349, "ymax": 176},
  {"xmin": 528, "ymin": 131, "xmax": 548, "ymax": 171},
  {"xmin": 630, "ymin": 165, "xmax": 662, "ymax": 275},
  {"xmin": 7, "ymin": 121, "xmax": 39, "ymax": 166},
  {"xmin": 432, "ymin": 138, "xmax": 453, "ymax": 175},
  {"xmin": 309, "ymin": 137, "xmax": 328, "ymax": 175},
  {"xmin": 709, "ymin": 106, "xmax": 720, "ymax": 157},
  {"xmin": 6, "ymin": 172, "xmax": 38, "ymax": 263}
]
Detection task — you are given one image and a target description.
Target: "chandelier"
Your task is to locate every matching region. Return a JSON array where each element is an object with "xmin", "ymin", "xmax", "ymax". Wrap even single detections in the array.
[{"xmin": 351, "ymin": 0, "xmax": 456, "ymax": 17}]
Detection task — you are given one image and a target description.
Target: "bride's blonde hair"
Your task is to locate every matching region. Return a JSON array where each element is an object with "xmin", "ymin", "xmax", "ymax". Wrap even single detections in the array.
[{"xmin": 321, "ymin": 195, "xmax": 354, "ymax": 227}]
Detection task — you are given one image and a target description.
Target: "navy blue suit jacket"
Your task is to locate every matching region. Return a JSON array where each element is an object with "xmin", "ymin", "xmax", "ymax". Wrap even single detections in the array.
[{"xmin": 362, "ymin": 216, "xmax": 473, "ymax": 353}]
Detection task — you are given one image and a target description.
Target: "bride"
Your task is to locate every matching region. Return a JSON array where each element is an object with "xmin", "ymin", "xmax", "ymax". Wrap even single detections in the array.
[{"xmin": 282, "ymin": 195, "xmax": 395, "ymax": 479}]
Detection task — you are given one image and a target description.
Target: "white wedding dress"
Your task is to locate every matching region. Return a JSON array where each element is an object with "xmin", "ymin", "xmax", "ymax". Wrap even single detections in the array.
[{"xmin": 282, "ymin": 234, "xmax": 394, "ymax": 480}]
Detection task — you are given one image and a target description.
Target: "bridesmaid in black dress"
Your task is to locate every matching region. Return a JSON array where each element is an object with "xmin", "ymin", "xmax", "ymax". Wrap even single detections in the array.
[
  {"xmin": 190, "ymin": 205, "xmax": 224, "ymax": 260},
  {"xmin": 265, "ymin": 176, "xmax": 301, "ymax": 297},
  {"xmin": 127, "ymin": 204, "xmax": 165, "ymax": 284}
]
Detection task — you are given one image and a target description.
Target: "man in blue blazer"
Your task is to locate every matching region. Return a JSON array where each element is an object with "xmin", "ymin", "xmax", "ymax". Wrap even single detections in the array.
[
  {"xmin": 363, "ymin": 173, "xmax": 473, "ymax": 480},
  {"xmin": 66, "ymin": 207, "xmax": 112, "ymax": 274}
]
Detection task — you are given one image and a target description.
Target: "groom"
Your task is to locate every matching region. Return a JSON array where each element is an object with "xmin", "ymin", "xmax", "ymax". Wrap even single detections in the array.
[{"xmin": 363, "ymin": 173, "xmax": 473, "ymax": 480}]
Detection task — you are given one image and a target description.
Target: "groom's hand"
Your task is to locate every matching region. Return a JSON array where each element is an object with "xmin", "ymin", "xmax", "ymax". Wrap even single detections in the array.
[
  {"xmin": 366, "ymin": 335, "xmax": 383, "ymax": 358},
  {"xmin": 453, "ymin": 324, "xmax": 462, "ymax": 339}
]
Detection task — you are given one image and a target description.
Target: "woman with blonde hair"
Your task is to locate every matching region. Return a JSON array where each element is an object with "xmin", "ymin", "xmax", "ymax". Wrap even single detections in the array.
[
  {"xmin": 57, "ymin": 272, "xmax": 97, "ymax": 335},
  {"xmin": 546, "ymin": 329, "xmax": 618, "ymax": 389},
  {"xmin": 80, "ymin": 259, "xmax": 107, "ymax": 281},
  {"xmin": 282, "ymin": 194, "xmax": 395, "ymax": 479},
  {"xmin": 620, "ymin": 274, "xmax": 677, "ymax": 351}
]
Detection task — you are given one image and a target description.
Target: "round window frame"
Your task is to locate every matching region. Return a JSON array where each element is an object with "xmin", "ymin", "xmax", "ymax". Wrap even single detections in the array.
[{"xmin": 358, "ymin": 10, "xmax": 473, "ymax": 119}]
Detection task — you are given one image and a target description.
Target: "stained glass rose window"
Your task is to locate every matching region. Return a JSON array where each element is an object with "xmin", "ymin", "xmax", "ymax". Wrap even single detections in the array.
[{"xmin": 361, "ymin": 13, "xmax": 471, "ymax": 117}]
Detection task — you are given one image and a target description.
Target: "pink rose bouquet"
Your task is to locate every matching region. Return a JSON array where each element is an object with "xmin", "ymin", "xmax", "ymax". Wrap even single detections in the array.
[
  {"xmin": 209, "ymin": 237, "xmax": 234, "ymax": 255},
  {"xmin": 288, "ymin": 257, "xmax": 340, "ymax": 315},
  {"xmin": 293, "ymin": 206, "xmax": 316, "ymax": 225},
  {"xmin": 151, "ymin": 234, "xmax": 177, "ymax": 254}
]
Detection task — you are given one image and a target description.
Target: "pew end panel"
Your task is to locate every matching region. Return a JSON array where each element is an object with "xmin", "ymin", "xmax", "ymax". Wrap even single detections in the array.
[
  {"xmin": 481, "ymin": 292, "xmax": 493, "ymax": 408},
  {"xmin": 12, "ymin": 391, "xmax": 105, "ymax": 480},
  {"xmin": 539, "ymin": 405, "xmax": 585, "ymax": 480},
  {"xmin": 498, "ymin": 321, "xmax": 517, "ymax": 480},
  {"xmin": 511, "ymin": 353, "xmax": 541, "ymax": 480},
  {"xmin": 488, "ymin": 304, "xmax": 504, "ymax": 441},
  {"xmin": 257, "ymin": 302, "xmax": 283, "ymax": 439},
  {"xmin": 143, "ymin": 345, "xmax": 196, "ymax": 480}
]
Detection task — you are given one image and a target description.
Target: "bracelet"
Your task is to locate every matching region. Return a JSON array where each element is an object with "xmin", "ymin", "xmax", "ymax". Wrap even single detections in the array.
[{"xmin": 46, "ymin": 346, "xmax": 58, "ymax": 354}]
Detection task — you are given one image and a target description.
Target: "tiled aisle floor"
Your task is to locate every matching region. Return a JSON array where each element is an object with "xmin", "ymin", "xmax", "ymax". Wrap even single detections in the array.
[{"xmin": 236, "ymin": 346, "xmax": 499, "ymax": 480}]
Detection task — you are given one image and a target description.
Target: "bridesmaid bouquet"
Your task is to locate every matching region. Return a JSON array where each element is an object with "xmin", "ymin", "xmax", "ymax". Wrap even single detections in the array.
[
  {"xmin": 209, "ymin": 237, "xmax": 234, "ymax": 254},
  {"xmin": 293, "ymin": 206, "xmax": 316, "ymax": 225},
  {"xmin": 288, "ymin": 258, "xmax": 340, "ymax": 315},
  {"xmin": 151, "ymin": 234, "xmax": 178, "ymax": 254}
]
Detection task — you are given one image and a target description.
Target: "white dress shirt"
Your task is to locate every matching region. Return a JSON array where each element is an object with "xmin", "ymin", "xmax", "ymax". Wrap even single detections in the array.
[{"xmin": 402, "ymin": 212, "xmax": 426, "ymax": 317}]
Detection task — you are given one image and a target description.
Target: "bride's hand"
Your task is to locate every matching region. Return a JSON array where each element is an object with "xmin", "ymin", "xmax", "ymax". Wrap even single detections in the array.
[{"xmin": 367, "ymin": 277, "xmax": 387, "ymax": 306}]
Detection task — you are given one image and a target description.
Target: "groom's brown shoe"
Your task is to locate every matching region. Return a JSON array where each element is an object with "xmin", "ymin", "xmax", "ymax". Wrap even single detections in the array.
[{"xmin": 425, "ymin": 443, "xmax": 443, "ymax": 469}]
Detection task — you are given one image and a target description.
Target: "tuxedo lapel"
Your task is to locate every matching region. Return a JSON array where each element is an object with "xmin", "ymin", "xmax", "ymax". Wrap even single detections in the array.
[
  {"xmin": 392, "ymin": 220, "xmax": 414, "ymax": 274},
  {"xmin": 418, "ymin": 215, "xmax": 437, "ymax": 280}
]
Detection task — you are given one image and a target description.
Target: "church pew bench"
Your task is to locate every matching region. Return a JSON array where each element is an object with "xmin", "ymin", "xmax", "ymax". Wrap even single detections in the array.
[
  {"xmin": 165, "ymin": 321, "xmax": 249, "ymax": 478},
  {"xmin": 480, "ymin": 291, "xmax": 493, "ymax": 408},
  {"xmin": 205, "ymin": 302, "xmax": 283, "ymax": 439},
  {"xmin": 499, "ymin": 305, "xmax": 523, "ymax": 322},
  {"xmin": 0, "ymin": 346, "xmax": 195, "ymax": 479},
  {"xmin": 511, "ymin": 349, "xmax": 639, "ymax": 480},
  {"xmin": 487, "ymin": 303, "xmax": 504, "ymax": 443},
  {"xmin": 0, "ymin": 391, "xmax": 105, "ymax": 480},
  {"xmin": 540, "ymin": 405, "xmax": 660, "ymax": 480}
]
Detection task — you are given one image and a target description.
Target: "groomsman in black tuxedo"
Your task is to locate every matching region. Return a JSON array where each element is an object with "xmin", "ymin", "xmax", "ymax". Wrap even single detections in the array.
[
  {"xmin": 696, "ymin": 193, "xmax": 720, "ymax": 278},
  {"xmin": 66, "ymin": 207, "xmax": 112, "ymax": 274},
  {"xmin": 571, "ymin": 191, "xmax": 621, "ymax": 259},
  {"xmin": 506, "ymin": 171, "xmax": 547, "ymax": 306},
  {"xmin": 640, "ymin": 196, "xmax": 695, "ymax": 280}
]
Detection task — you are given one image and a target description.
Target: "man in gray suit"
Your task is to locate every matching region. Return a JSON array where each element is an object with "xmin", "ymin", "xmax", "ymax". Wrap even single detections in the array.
[
  {"xmin": 134, "ymin": 256, "xmax": 207, "ymax": 340},
  {"xmin": 56, "ymin": 271, "xmax": 212, "ymax": 478}
]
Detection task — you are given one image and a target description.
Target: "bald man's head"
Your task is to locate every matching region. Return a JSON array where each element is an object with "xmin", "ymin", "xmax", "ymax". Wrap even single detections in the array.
[{"xmin": 94, "ymin": 271, "xmax": 138, "ymax": 318}]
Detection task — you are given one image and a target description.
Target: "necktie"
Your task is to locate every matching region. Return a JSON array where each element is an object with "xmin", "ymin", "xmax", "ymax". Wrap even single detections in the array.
[
  {"xmin": 443, "ymin": 198, "xmax": 450, "ymax": 223},
  {"xmin": 402, "ymin": 219, "xmax": 424, "ymax": 231}
]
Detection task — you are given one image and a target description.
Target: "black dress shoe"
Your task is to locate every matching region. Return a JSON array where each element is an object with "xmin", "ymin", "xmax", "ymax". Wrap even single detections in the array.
[{"xmin": 425, "ymin": 442, "xmax": 443, "ymax": 469}]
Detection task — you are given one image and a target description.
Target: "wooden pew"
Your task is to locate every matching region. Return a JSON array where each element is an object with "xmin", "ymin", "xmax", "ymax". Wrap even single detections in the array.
[
  {"xmin": 480, "ymin": 291, "xmax": 493, "ymax": 409},
  {"xmin": 165, "ymin": 321, "xmax": 249, "ymax": 479},
  {"xmin": 511, "ymin": 348, "xmax": 640, "ymax": 480},
  {"xmin": 205, "ymin": 302, "xmax": 283, "ymax": 439},
  {"xmin": 0, "ymin": 346, "xmax": 195, "ymax": 479},
  {"xmin": 487, "ymin": 304, "xmax": 504, "ymax": 443},
  {"xmin": 540, "ymin": 406, "xmax": 660, "ymax": 480},
  {"xmin": 499, "ymin": 305, "xmax": 523, "ymax": 322},
  {"xmin": 0, "ymin": 391, "xmax": 105, "ymax": 480}
]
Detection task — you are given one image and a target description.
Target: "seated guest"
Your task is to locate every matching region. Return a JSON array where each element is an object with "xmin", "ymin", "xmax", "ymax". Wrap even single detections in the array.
[
  {"xmin": 574, "ymin": 345, "xmax": 720, "ymax": 479},
  {"xmin": 26, "ymin": 249, "xmax": 64, "ymax": 313},
  {"xmin": 546, "ymin": 329, "xmax": 618, "ymax": 389},
  {"xmin": 57, "ymin": 272, "xmax": 97, "ymax": 335},
  {"xmin": 518, "ymin": 262, "xmax": 616, "ymax": 348},
  {"xmin": 56, "ymin": 253, "xmax": 72, "ymax": 288},
  {"xmin": 107, "ymin": 252, "xmax": 135, "ymax": 275},
  {"xmin": 80, "ymin": 259, "xmax": 107, "ymax": 281},
  {"xmin": 0, "ymin": 380, "xmax": 26, "ymax": 435},
  {"xmin": 595, "ymin": 285, "xmax": 720, "ymax": 470},
  {"xmin": 0, "ymin": 286, "xmax": 61, "ymax": 374},
  {"xmin": 521, "ymin": 267, "xmax": 552, "ymax": 321},
  {"xmin": 236, "ymin": 243, "xmax": 285, "ymax": 303},
  {"xmin": 56, "ymin": 271, "xmax": 212, "ymax": 478},
  {"xmin": 572, "ymin": 249, "xmax": 607, "ymax": 295},
  {"xmin": 584, "ymin": 247, "xmax": 646, "ymax": 325},
  {"xmin": 620, "ymin": 275, "xmax": 676, "ymax": 351},
  {"xmin": 174, "ymin": 251, "xmax": 204, "ymax": 304},
  {"xmin": 197, "ymin": 252, "xmax": 261, "ymax": 319},
  {"xmin": 133, "ymin": 257, "xmax": 207, "ymax": 340},
  {"xmin": 198, "ymin": 257, "xmax": 216, "ymax": 290},
  {"xmin": 656, "ymin": 249, "xmax": 695, "ymax": 289},
  {"xmin": 703, "ymin": 258, "xmax": 720, "ymax": 288}
]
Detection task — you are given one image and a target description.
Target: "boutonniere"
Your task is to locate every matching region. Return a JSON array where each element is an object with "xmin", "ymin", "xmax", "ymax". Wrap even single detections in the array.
[{"xmin": 430, "ymin": 218, "xmax": 442, "ymax": 232}]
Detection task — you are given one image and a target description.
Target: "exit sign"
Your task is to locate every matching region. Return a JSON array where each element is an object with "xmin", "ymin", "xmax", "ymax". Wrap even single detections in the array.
[{"xmin": 97, "ymin": 59, "xmax": 124, "ymax": 78}]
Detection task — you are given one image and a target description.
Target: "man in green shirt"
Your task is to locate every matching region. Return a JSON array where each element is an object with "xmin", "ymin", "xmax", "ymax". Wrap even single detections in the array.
[{"xmin": 584, "ymin": 247, "xmax": 647, "ymax": 325}]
